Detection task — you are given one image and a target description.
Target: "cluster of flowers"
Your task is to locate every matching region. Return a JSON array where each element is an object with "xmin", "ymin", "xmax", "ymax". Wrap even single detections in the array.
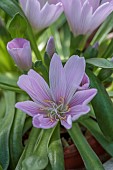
[
  {"xmin": 7, "ymin": 37, "xmax": 97, "ymax": 129},
  {"xmin": 19, "ymin": 0, "xmax": 113, "ymax": 35},
  {"xmin": 7, "ymin": 0, "xmax": 113, "ymax": 129}
]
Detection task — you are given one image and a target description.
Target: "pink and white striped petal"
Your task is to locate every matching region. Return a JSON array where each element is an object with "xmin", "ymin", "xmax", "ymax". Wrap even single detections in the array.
[
  {"xmin": 64, "ymin": 56, "xmax": 85, "ymax": 104},
  {"xmin": 69, "ymin": 105, "xmax": 90, "ymax": 121},
  {"xmin": 33, "ymin": 115, "xmax": 58, "ymax": 129},
  {"xmin": 70, "ymin": 89, "xmax": 97, "ymax": 107},
  {"xmin": 15, "ymin": 101, "xmax": 41, "ymax": 117},
  {"xmin": 49, "ymin": 54, "xmax": 66, "ymax": 102}
]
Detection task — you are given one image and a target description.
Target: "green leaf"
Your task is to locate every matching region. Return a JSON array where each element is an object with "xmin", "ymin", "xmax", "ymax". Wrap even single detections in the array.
[
  {"xmin": 102, "ymin": 39, "xmax": 113, "ymax": 59},
  {"xmin": 68, "ymin": 123, "xmax": 104, "ymax": 170},
  {"xmin": 0, "ymin": 84, "xmax": 24, "ymax": 93},
  {"xmin": 0, "ymin": 74, "xmax": 25, "ymax": 93},
  {"xmin": 0, "ymin": 91, "xmax": 15, "ymax": 170},
  {"xmin": 0, "ymin": 24, "xmax": 11, "ymax": 44},
  {"xmin": 45, "ymin": 162, "xmax": 52, "ymax": 170},
  {"xmin": 0, "ymin": 165, "xmax": 3, "ymax": 170},
  {"xmin": 0, "ymin": 40, "xmax": 15, "ymax": 71},
  {"xmin": 70, "ymin": 34, "xmax": 87, "ymax": 55},
  {"xmin": 84, "ymin": 45, "xmax": 98, "ymax": 59},
  {"xmin": 98, "ymin": 68, "xmax": 113, "ymax": 81},
  {"xmin": 91, "ymin": 12, "xmax": 113, "ymax": 44},
  {"xmin": 48, "ymin": 124, "xmax": 65, "ymax": 170},
  {"xmin": 15, "ymin": 128, "xmax": 41, "ymax": 170},
  {"xmin": 22, "ymin": 128, "xmax": 55, "ymax": 170},
  {"xmin": 44, "ymin": 52, "xmax": 51, "ymax": 71},
  {"xmin": 0, "ymin": 0, "xmax": 24, "ymax": 17},
  {"xmin": 8, "ymin": 13, "xmax": 27, "ymax": 38},
  {"xmin": 86, "ymin": 58, "xmax": 113, "ymax": 68},
  {"xmin": 86, "ymin": 69, "xmax": 113, "ymax": 141},
  {"xmin": 81, "ymin": 118, "xmax": 113, "ymax": 157},
  {"xmin": 22, "ymin": 117, "xmax": 32, "ymax": 136},
  {"xmin": 9, "ymin": 94, "xmax": 28, "ymax": 169},
  {"xmin": 0, "ymin": 92, "xmax": 5, "ymax": 119},
  {"xmin": 108, "ymin": 91, "xmax": 113, "ymax": 97},
  {"xmin": 0, "ymin": 74, "xmax": 18, "ymax": 87},
  {"xmin": 34, "ymin": 61, "xmax": 49, "ymax": 83},
  {"xmin": 60, "ymin": 22, "xmax": 70, "ymax": 58}
]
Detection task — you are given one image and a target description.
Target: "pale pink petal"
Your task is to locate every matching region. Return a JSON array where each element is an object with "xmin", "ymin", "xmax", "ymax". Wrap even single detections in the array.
[
  {"xmin": 80, "ymin": 0, "xmax": 86, "ymax": 5},
  {"xmin": 89, "ymin": 2, "xmax": 113, "ymax": 33},
  {"xmin": 78, "ymin": 1, "xmax": 93, "ymax": 35},
  {"xmin": 61, "ymin": 0, "xmax": 81, "ymax": 35},
  {"xmin": 61, "ymin": 0, "xmax": 113, "ymax": 36},
  {"xmin": 15, "ymin": 101, "xmax": 40, "ymax": 117},
  {"xmin": 64, "ymin": 56, "xmax": 85, "ymax": 104},
  {"xmin": 60, "ymin": 115, "xmax": 72, "ymax": 129},
  {"xmin": 48, "ymin": 0, "xmax": 61, "ymax": 4},
  {"xmin": 33, "ymin": 115, "xmax": 58, "ymax": 129},
  {"xmin": 28, "ymin": 69, "xmax": 52, "ymax": 100},
  {"xmin": 49, "ymin": 53, "xmax": 66, "ymax": 102},
  {"xmin": 19, "ymin": 0, "xmax": 27, "ymax": 11},
  {"xmin": 17, "ymin": 73, "xmax": 51, "ymax": 106},
  {"xmin": 88, "ymin": 0, "xmax": 100, "ymax": 11},
  {"xmin": 17, "ymin": 75, "xmax": 41, "ymax": 104},
  {"xmin": 70, "ymin": 89, "xmax": 97, "ymax": 107},
  {"xmin": 20, "ymin": 0, "xmax": 41, "ymax": 31},
  {"xmin": 101, "ymin": 0, "xmax": 113, "ymax": 4},
  {"xmin": 39, "ymin": 2, "xmax": 63, "ymax": 30},
  {"xmin": 78, "ymin": 73, "xmax": 90, "ymax": 90},
  {"xmin": 20, "ymin": 0, "xmax": 63, "ymax": 32},
  {"xmin": 70, "ymin": 105, "xmax": 90, "ymax": 121},
  {"xmin": 38, "ymin": 0, "xmax": 47, "ymax": 8}
]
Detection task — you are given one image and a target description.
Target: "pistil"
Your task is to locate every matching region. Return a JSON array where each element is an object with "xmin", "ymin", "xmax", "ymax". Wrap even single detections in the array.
[{"xmin": 40, "ymin": 98, "xmax": 70, "ymax": 121}]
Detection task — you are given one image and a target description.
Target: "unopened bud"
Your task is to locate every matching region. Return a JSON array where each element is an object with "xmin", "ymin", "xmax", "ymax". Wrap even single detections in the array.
[
  {"xmin": 46, "ymin": 36, "xmax": 55, "ymax": 58},
  {"xmin": 7, "ymin": 38, "xmax": 32, "ymax": 71}
]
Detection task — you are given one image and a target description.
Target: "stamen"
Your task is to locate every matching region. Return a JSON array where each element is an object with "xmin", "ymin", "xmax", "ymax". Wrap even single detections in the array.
[
  {"xmin": 50, "ymin": 118, "xmax": 54, "ymax": 122},
  {"xmin": 44, "ymin": 99, "xmax": 54, "ymax": 104},
  {"xmin": 59, "ymin": 97, "xmax": 64, "ymax": 103},
  {"xmin": 39, "ymin": 106, "xmax": 49, "ymax": 111},
  {"xmin": 41, "ymin": 99, "xmax": 70, "ymax": 121},
  {"xmin": 67, "ymin": 108, "xmax": 71, "ymax": 113},
  {"xmin": 60, "ymin": 116, "xmax": 67, "ymax": 120}
]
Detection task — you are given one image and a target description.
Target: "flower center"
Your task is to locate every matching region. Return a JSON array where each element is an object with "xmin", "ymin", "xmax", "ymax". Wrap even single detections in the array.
[{"xmin": 40, "ymin": 98, "xmax": 70, "ymax": 121}]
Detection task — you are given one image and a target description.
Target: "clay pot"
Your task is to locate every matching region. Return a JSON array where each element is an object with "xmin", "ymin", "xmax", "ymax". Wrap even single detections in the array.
[{"xmin": 64, "ymin": 136, "xmax": 110, "ymax": 170}]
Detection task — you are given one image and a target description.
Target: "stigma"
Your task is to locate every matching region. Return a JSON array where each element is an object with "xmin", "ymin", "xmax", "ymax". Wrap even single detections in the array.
[{"xmin": 40, "ymin": 97, "xmax": 71, "ymax": 121}]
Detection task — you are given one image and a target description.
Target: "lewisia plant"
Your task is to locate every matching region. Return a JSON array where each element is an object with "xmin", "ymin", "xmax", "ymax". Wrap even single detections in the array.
[
  {"xmin": 15, "ymin": 54, "xmax": 97, "ymax": 129},
  {"xmin": 61, "ymin": 0, "xmax": 113, "ymax": 36},
  {"xmin": 19, "ymin": 0, "xmax": 63, "ymax": 32},
  {"xmin": 2, "ymin": 0, "xmax": 113, "ymax": 169}
]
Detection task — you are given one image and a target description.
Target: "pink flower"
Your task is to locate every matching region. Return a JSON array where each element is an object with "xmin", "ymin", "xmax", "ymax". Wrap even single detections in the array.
[
  {"xmin": 61, "ymin": 0, "xmax": 113, "ymax": 36},
  {"xmin": 15, "ymin": 54, "xmax": 97, "ymax": 129},
  {"xmin": 7, "ymin": 38, "xmax": 32, "ymax": 71},
  {"xmin": 19, "ymin": 0, "xmax": 63, "ymax": 32}
]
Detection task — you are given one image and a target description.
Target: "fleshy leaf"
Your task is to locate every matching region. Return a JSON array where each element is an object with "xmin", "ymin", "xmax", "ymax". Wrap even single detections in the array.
[
  {"xmin": 86, "ymin": 58, "xmax": 113, "ymax": 68},
  {"xmin": 8, "ymin": 13, "xmax": 27, "ymax": 38},
  {"xmin": 68, "ymin": 123, "xmax": 104, "ymax": 170}
]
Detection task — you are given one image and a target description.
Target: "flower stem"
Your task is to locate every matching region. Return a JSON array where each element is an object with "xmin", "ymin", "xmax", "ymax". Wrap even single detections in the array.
[{"xmin": 27, "ymin": 23, "xmax": 42, "ymax": 60}]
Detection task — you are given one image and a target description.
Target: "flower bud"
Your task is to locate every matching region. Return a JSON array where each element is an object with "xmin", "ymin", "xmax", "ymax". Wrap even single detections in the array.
[
  {"xmin": 93, "ymin": 42, "xmax": 99, "ymax": 50},
  {"xmin": 61, "ymin": 0, "xmax": 113, "ymax": 36},
  {"xmin": 46, "ymin": 36, "xmax": 55, "ymax": 57},
  {"xmin": 19, "ymin": 0, "xmax": 63, "ymax": 32},
  {"xmin": 7, "ymin": 38, "xmax": 32, "ymax": 71}
]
